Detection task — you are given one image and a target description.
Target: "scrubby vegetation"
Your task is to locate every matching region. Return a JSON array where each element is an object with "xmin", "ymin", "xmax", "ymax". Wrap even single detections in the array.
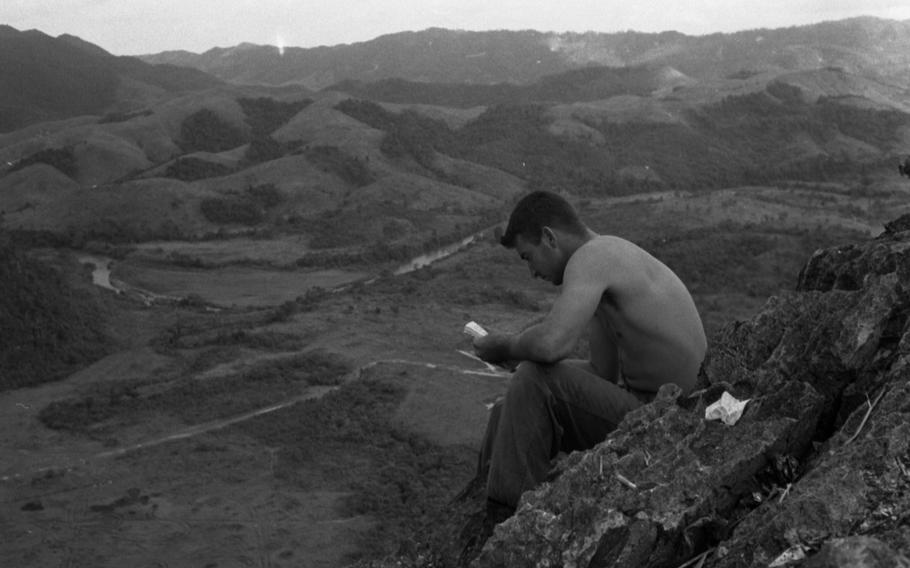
[
  {"xmin": 8, "ymin": 146, "xmax": 78, "ymax": 178},
  {"xmin": 335, "ymin": 99, "xmax": 456, "ymax": 174},
  {"xmin": 0, "ymin": 235, "xmax": 109, "ymax": 391},
  {"xmin": 237, "ymin": 376, "xmax": 476, "ymax": 563},
  {"xmin": 237, "ymin": 96, "xmax": 312, "ymax": 135},
  {"xmin": 199, "ymin": 183, "xmax": 284, "ymax": 225},
  {"xmin": 303, "ymin": 145, "xmax": 375, "ymax": 186},
  {"xmin": 243, "ymin": 134, "xmax": 283, "ymax": 164},
  {"xmin": 38, "ymin": 349, "xmax": 350, "ymax": 432},
  {"xmin": 164, "ymin": 156, "xmax": 233, "ymax": 181},
  {"xmin": 336, "ymin": 80, "xmax": 910, "ymax": 199},
  {"xmin": 236, "ymin": 97, "xmax": 313, "ymax": 165},
  {"xmin": 178, "ymin": 108, "xmax": 246, "ymax": 153}
]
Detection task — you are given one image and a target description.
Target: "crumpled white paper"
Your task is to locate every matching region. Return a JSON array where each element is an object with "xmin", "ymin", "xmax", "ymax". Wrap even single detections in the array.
[{"xmin": 705, "ymin": 391, "xmax": 751, "ymax": 425}]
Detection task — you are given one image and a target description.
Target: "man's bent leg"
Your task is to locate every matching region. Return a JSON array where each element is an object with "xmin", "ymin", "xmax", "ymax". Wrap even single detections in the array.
[{"xmin": 486, "ymin": 361, "xmax": 647, "ymax": 508}]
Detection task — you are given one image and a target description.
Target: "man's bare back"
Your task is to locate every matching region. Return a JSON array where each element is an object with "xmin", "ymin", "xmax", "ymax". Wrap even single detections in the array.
[{"xmin": 578, "ymin": 236, "xmax": 707, "ymax": 392}]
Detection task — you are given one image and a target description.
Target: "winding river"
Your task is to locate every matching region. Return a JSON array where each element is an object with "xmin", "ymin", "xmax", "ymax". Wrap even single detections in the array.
[{"xmin": 78, "ymin": 227, "xmax": 494, "ymax": 303}]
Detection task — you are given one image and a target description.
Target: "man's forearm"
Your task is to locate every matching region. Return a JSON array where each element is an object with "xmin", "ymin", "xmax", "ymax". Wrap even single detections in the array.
[{"xmin": 508, "ymin": 324, "xmax": 566, "ymax": 364}]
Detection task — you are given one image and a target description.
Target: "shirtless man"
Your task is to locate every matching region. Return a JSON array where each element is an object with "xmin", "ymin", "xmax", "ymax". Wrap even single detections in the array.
[{"xmin": 473, "ymin": 190, "xmax": 707, "ymax": 511}]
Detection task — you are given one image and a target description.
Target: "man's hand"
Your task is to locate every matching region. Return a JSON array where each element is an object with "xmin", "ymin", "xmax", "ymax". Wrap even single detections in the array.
[{"xmin": 473, "ymin": 333, "xmax": 513, "ymax": 364}]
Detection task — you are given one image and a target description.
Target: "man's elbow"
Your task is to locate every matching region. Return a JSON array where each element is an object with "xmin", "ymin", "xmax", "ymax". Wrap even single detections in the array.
[{"xmin": 534, "ymin": 337, "xmax": 573, "ymax": 364}]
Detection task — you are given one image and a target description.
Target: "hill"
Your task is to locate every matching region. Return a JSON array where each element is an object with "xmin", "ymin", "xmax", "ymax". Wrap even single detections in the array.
[
  {"xmin": 138, "ymin": 18, "xmax": 910, "ymax": 91},
  {"xmin": 0, "ymin": 25, "xmax": 222, "ymax": 133},
  {"xmin": 2, "ymin": 65, "xmax": 909, "ymax": 260}
]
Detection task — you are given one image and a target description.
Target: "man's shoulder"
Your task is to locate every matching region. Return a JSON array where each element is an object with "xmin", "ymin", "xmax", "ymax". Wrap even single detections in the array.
[
  {"xmin": 564, "ymin": 236, "xmax": 641, "ymax": 286},
  {"xmin": 574, "ymin": 235, "xmax": 641, "ymax": 262}
]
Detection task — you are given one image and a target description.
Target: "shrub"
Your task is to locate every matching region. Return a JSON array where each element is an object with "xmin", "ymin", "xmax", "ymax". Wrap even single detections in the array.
[
  {"xmin": 199, "ymin": 183, "xmax": 283, "ymax": 225},
  {"xmin": 304, "ymin": 145, "xmax": 375, "ymax": 187},
  {"xmin": 8, "ymin": 146, "xmax": 78, "ymax": 178},
  {"xmin": 244, "ymin": 134, "xmax": 284, "ymax": 164},
  {"xmin": 237, "ymin": 96, "xmax": 312, "ymax": 135},
  {"xmin": 178, "ymin": 108, "xmax": 245, "ymax": 153},
  {"xmin": 200, "ymin": 196, "xmax": 264, "ymax": 225}
]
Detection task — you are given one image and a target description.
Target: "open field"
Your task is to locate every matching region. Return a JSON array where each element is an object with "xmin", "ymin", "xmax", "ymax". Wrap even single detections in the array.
[
  {"xmin": 2, "ymin": 179, "xmax": 908, "ymax": 566},
  {"xmin": 129, "ymin": 235, "xmax": 316, "ymax": 266},
  {"xmin": 112, "ymin": 261, "xmax": 367, "ymax": 307}
]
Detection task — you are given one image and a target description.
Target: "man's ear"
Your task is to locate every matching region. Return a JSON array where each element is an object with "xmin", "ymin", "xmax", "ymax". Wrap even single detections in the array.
[{"xmin": 541, "ymin": 226, "xmax": 557, "ymax": 248}]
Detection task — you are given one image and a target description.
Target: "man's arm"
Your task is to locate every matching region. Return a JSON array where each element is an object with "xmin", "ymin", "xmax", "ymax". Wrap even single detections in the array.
[{"xmin": 475, "ymin": 244, "xmax": 613, "ymax": 364}]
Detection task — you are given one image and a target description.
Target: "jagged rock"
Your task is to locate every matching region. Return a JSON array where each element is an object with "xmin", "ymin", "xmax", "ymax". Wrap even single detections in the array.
[
  {"xmin": 882, "ymin": 213, "xmax": 910, "ymax": 237},
  {"xmin": 804, "ymin": 536, "xmax": 910, "ymax": 568},
  {"xmin": 470, "ymin": 220, "xmax": 910, "ymax": 568}
]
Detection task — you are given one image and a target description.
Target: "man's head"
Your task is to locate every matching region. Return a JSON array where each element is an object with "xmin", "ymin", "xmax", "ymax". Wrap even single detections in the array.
[
  {"xmin": 500, "ymin": 191, "xmax": 589, "ymax": 285},
  {"xmin": 500, "ymin": 191, "xmax": 587, "ymax": 247}
]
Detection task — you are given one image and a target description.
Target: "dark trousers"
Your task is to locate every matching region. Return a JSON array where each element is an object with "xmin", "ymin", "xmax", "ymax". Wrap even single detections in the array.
[{"xmin": 478, "ymin": 359, "xmax": 653, "ymax": 508}]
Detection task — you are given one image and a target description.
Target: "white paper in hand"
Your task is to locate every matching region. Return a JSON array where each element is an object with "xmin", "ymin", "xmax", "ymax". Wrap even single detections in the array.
[
  {"xmin": 705, "ymin": 391, "xmax": 750, "ymax": 426},
  {"xmin": 463, "ymin": 321, "xmax": 488, "ymax": 338}
]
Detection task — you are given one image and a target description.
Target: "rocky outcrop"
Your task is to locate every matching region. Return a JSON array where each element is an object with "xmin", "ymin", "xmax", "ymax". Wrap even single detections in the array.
[{"xmin": 472, "ymin": 215, "xmax": 910, "ymax": 568}]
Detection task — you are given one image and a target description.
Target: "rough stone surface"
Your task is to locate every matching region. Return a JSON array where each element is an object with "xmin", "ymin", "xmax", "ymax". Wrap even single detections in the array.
[
  {"xmin": 468, "ymin": 219, "xmax": 910, "ymax": 568},
  {"xmin": 804, "ymin": 536, "xmax": 910, "ymax": 568}
]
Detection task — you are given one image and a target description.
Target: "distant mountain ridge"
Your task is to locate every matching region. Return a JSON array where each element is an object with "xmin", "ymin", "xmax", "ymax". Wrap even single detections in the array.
[
  {"xmin": 0, "ymin": 25, "xmax": 222, "ymax": 132},
  {"xmin": 329, "ymin": 64, "xmax": 696, "ymax": 108},
  {"xmin": 138, "ymin": 17, "xmax": 910, "ymax": 90}
]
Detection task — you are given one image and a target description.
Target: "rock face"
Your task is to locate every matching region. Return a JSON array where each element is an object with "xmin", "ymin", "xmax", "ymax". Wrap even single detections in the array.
[{"xmin": 472, "ymin": 215, "xmax": 910, "ymax": 568}]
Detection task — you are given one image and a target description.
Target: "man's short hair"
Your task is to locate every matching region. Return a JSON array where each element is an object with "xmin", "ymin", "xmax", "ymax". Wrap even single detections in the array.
[{"xmin": 500, "ymin": 191, "xmax": 586, "ymax": 248}]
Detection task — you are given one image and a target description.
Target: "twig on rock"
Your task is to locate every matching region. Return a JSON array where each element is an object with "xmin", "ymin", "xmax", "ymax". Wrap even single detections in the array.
[
  {"xmin": 844, "ymin": 388, "xmax": 886, "ymax": 446},
  {"xmin": 778, "ymin": 483, "xmax": 792, "ymax": 504},
  {"xmin": 616, "ymin": 472, "xmax": 638, "ymax": 490},
  {"xmin": 896, "ymin": 457, "xmax": 910, "ymax": 481}
]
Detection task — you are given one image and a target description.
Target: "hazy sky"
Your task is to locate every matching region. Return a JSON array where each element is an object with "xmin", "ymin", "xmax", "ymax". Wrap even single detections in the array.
[{"xmin": 3, "ymin": 0, "xmax": 910, "ymax": 55}]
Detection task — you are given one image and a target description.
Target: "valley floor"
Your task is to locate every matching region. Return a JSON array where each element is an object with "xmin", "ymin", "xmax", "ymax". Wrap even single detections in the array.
[{"xmin": 2, "ymin": 183, "xmax": 908, "ymax": 566}]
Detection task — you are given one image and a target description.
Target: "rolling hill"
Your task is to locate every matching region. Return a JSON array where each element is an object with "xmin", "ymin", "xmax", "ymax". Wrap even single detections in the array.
[
  {"xmin": 1, "ymin": 16, "xmax": 909, "ymax": 263},
  {"xmin": 0, "ymin": 25, "xmax": 223, "ymax": 133}
]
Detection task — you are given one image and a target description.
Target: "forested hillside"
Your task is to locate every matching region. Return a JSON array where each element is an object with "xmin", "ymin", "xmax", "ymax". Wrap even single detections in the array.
[
  {"xmin": 0, "ymin": 234, "xmax": 110, "ymax": 391},
  {"xmin": 336, "ymin": 82, "xmax": 910, "ymax": 195}
]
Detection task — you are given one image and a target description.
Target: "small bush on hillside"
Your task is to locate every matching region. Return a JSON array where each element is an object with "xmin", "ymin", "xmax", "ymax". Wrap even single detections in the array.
[
  {"xmin": 237, "ymin": 96, "xmax": 312, "ymax": 135},
  {"xmin": 246, "ymin": 183, "xmax": 284, "ymax": 207},
  {"xmin": 244, "ymin": 134, "xmax": 284, "ymax": 164},
  {"xmin": 200, "ymin": 196, "xmax": 264, "ymax": 225},
  {"xmin": 304, "ymin": 145, "xmax": 375, "ymax": 187},
  {"xmin": 8, "ymin": 146, "xmax": 78, "ymax": 178},
  {"xmin": 178, "ymin": 108, "xmax": 246, "ymax": 153},
  {"xmin": 199, "ymin": 183, "xmax": 284, "ymax": 225}
]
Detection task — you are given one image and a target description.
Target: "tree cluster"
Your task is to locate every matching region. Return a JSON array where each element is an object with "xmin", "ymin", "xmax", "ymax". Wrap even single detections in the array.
[
  {"xmin": 8, "ymin": 146, "xmax": 78, "ymax": 178},
  {"xmin": 199, "ymin": 183, "xmax": 284, "ymax": 225},
  {"xmin": 0, "ymin": 235, "xmax": 109, "ymax": 391}
]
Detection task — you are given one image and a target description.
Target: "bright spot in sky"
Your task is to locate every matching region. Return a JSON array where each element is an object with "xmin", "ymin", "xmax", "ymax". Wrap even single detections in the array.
[{"xmin": 275, "ymin": 32, "xmax": 285, "ymax": 55}]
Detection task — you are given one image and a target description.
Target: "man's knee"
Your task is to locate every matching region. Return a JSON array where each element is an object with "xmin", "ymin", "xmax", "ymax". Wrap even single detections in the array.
[{"xmin": 506, "ymin": 361, "xmax": 551, "ymax": 402}]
